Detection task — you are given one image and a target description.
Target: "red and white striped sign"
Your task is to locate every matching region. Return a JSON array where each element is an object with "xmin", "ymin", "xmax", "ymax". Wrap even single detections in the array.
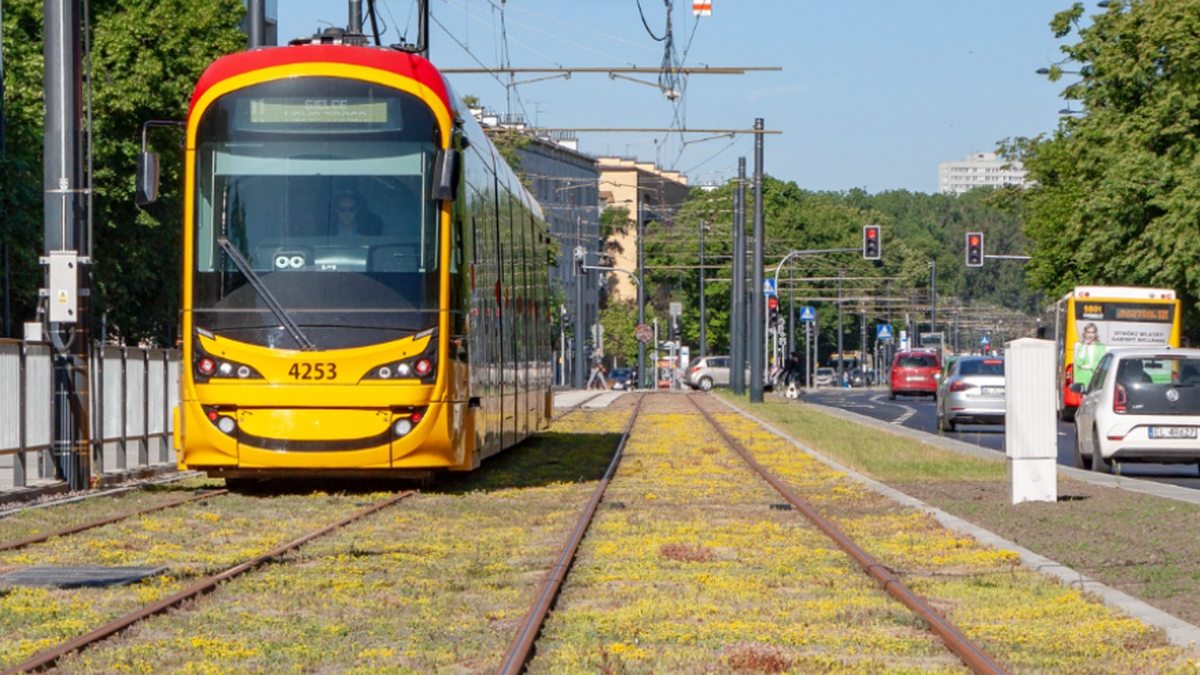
[{"xmin": 693, "ymin": 1, "xmax": 712, "ymax": 17}]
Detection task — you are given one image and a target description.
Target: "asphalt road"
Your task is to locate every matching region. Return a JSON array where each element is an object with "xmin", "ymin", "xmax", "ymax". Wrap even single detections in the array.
[{"xmin": 800, "ymin": 386, "xmax": 1200, "ymax": 489}]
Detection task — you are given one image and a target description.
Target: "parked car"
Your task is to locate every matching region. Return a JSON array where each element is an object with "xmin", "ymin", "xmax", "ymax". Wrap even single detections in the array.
[
  {"xmin": 936, "ymin": 356, "xmax": 1005, "ymax": 431},
  {"xmin": 608, "ymin": 367, "xmax": 634, "ymax": 390},
  {"xmin": 1072, "ymin": 347, "xmax": 1200, "ymax": 474},
  {"xmin": 813, "ymin": 367, "xmax": 837, "ymax": 387},
  {"xmin": 889, "ymin": 350, "xmax": 941, "ymax": 400},
  {"xmin": 686, "ymin": 356, "xmax": 731, "ymax": 391}
]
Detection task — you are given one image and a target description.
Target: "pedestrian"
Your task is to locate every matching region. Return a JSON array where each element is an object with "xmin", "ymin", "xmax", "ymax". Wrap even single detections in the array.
[
  {"xmin": 780, "ymin": 352, "xmax": 799, "ymax": 387},
  {"xmin": 842, "ymin": 370, "xmax": 851, "ymax": 388}
]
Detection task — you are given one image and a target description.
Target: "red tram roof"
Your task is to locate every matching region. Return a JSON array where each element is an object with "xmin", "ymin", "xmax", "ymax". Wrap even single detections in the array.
[{"xmin": 190, "ymin": 45, "xmax": 451, "ymax": 116}]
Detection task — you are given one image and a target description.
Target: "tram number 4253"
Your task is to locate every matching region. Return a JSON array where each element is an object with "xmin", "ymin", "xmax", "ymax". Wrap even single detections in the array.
[{"xmin": 288, "ymin": 362, "xmax": 338, "ymax": 381}]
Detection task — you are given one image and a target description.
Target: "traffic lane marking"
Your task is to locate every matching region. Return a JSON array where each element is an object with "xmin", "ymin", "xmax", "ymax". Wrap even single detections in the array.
[{"xmin": 869, "ymin": 394, "xmax": 918, "ymax": 425}]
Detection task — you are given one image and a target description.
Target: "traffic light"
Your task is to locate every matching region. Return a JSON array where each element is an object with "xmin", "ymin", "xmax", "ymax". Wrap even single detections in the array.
[
  {"xmin": 767, "ymin": 295, "xmax": 780, "ymax": 326},
  {"xmin": 862, "ymin": 225, "xmax": 881, "ymax": 260},
  {"xmin": 965, "ymin": 232, "xmax": 984, "ymax": 268}
]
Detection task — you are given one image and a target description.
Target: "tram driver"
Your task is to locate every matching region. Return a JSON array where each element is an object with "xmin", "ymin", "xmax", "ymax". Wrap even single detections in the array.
[{"xmin": 332, "ymin": 192, "xmax": 382, "ymax": 237}]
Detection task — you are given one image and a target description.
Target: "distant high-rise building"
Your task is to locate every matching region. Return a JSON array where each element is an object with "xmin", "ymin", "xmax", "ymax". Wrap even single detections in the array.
[{"xmin": 938, "ymin": 152, "xmax": 1028, "ymax": 196}]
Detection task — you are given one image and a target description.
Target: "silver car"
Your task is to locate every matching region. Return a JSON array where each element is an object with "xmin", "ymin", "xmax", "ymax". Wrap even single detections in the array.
[
  {"xmin": 813, "ymin": 367, "xmax": 837, "ymax": 387},
  {"xmin": 936, "ymin": 356, "xmax": 1005, "ymax": 431},
  {"xmin": 686, "ymin": 356, "xmax": 731, "ymax": 391}
]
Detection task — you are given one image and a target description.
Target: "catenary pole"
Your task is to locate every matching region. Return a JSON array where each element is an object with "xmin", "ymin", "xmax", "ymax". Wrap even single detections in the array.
[
  {"xmin": 749, "ymin": 119, "xmax": 765, "ymax": 402},
  {"xmin": 247, "ymin": 0, "xmax": 264, "ymax": 48},
  {"xmin": 44, "ymin": 0, "xmax": 91, "ymax": 490},
  {"xmin": 637, "ymin": 202, "xmax": 646, "ymax": 390},
  {"xmin": 730, "ymin": 158, "xmax": 746, "ymax": 395},
  {"xmin": 698, "ymin": 221, "xmax": 706, "ymax": 357}
]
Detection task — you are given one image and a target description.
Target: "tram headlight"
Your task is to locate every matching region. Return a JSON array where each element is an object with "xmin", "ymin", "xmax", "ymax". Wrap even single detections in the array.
[
  {"xmin": 216, "ymin": 416, "xmax": 237, "ymax": 435},
  {"xmin": 393, "ymin": 419, "xmax": 414, "ymax": 436},
  {"xmin": 362, "ymin": 353, "xmax": 437, "ymax": 383},
  {"xmin": 192, "ymin": 351, "xmax": 264, "ymax": 383}
]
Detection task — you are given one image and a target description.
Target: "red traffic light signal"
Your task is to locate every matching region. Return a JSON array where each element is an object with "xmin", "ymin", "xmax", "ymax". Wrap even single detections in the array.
[
  {"xmin": 767, "ymin": 295, "xmax": 779, "ymax": 324},
  {"xmin": 966, "ymin": 232, "xmax": 984, "ymax": 267},
  {"xmin": 862, "ymin": 225, "xmax": 881, "ymax": 260}
]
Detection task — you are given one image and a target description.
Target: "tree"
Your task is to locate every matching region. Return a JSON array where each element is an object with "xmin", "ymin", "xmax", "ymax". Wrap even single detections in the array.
[
  {"xmin": 1006, "ymin": 1, "xmax": 1200, "ymax": 334},
  {"xmin": 0, "ymin": 0, "xmax": 246, "ymax": 343}
]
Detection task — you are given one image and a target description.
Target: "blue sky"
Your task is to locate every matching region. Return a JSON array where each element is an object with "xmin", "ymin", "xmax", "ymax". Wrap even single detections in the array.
[{"xmin": 276, "ymin": 1, "xmax": 1084, "ymax": 194}]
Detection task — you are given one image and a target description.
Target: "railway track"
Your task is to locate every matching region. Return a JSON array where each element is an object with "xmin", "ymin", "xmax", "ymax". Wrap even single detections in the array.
[
  {"xmin": 686, "ymin": 394, "xmax": 1006, "ymax": 674},
  {"xmin": 499, "ymin": 392, "xmax": 1006, "ymax": 674},
  {"xmin": 497, "ymin": 394, "xmax": 645, "ymax": 674},
  {"xmin": 0, "ymin": 491, "xmax": 415, "ymax": 674},
  {"xmin": 0, "ymin": 488, "xmax": 228, "ymax": 553},
  {"xmin": 0, "ymin": 393, "xmax": 1189, "ymax": 672},
  {"xmin": 0, "ymin": 471, "xmax": 202, "ymax": 519}
]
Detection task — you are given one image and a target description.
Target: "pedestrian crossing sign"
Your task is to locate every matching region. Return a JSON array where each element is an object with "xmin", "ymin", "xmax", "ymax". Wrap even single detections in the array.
[
  {"xmin": 799, "ymin": 306, "xmax": 816, "ymax": 322},
  {"xmin": 877, "ymin": 324, "xmax": 893, "ymax": 341}
]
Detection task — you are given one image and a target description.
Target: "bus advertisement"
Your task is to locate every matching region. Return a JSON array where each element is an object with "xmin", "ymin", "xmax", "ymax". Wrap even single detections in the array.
[{"xmin": 1050, "ymin": 286, "xmax": 1181, "ymax": 419}]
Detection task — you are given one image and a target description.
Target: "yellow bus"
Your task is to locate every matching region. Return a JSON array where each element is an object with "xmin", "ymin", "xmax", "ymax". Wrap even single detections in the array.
[{"xmin": 1049, "ymin": 286, "xmax": 1181, "ymax": 420}]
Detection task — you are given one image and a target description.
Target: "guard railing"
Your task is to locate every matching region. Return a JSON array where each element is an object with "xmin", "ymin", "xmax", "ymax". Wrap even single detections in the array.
[{"xmin": 0, "ymin": 339, "xmax": 180, "ymax": 495}]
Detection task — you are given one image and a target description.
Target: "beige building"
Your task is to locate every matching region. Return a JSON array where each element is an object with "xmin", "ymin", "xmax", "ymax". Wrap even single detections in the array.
[{"xmin": 596, "ymin": 157, "xmax": 691, "ymax": 302}]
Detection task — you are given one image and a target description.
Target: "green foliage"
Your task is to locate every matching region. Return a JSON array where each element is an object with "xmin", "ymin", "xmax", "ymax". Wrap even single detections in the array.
[
  {"xmin": 1011, "ymin": 0, "xmax": 1200, "ymax": 335},
  {"xmin": 598, "ymin": 299, "xmax": 661, "ymax": 367},
  {"xmin": 636, "ymin": 177, "xmax": 1035, "ymax": 362},
  {"xmin": 0, "ymin": 0, "xmax": 246, "ymax": 342}
]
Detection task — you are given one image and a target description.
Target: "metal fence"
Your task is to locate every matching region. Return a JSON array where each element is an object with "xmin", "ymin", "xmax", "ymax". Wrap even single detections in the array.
[{"xmin": 0, "ymin": 339, "xmax": 180, "ymax": 494}]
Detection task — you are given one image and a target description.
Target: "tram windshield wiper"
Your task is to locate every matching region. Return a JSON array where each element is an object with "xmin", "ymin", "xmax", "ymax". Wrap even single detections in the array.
[{"xmin": 215, "ymin": 236, "xmax": 316, "ymax": 351}]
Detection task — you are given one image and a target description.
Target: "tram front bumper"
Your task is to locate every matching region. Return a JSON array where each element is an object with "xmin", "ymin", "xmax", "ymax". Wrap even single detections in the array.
[{"xmin": 179, "ymin": 402, "xmax": 453, "ymax": 470}]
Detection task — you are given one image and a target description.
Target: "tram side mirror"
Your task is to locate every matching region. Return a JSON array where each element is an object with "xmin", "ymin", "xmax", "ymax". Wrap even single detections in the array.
[
  {"xmin": 136, "ymin": 152, "xmax": 160, "ymax": 206},
  {"xmin": 431, "ymin": 149, "xmax": 461, "ymax": 202}
]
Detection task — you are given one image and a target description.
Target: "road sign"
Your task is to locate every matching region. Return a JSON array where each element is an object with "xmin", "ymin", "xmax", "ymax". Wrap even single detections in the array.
[
  {"xmin": 669, "ymin": 302, "xmax": 683, "ymax": 317},
  {"xmin": 635, "ymin": 324, "xmax": 653, "ymax": 343},
  {"xmin": 981, "ymin": 335, "xmax": 991, "ymax": 346},
  {"xmin": 763, "ymin": 279, "xmax": 776, "ymax": 295},
  {"xmin": 876, "ymin": 324, "xmax": 893, "ymax": 340},
  {"xmin": 799, "ymin": 306, "xmax": 816, "ymax": 322}
]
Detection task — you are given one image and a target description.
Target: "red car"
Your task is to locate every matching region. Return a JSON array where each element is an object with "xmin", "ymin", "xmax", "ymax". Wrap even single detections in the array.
[{"xmin": 889, "ymin": 350, "xmax": 942, "ymax": 400}]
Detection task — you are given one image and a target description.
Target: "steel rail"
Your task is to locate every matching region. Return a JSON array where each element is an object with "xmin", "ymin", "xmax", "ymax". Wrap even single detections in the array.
[
  {"xmin": 687, "ymin": 394, "xmax": 1008, "ymax": 675},
  {"xmin": 1, "ymin": 491, "xmax": 416, "ymax": 675},
  {"xmin": 0, "ymin": 489, "xmax": 229, "ymax": 553},
  {"xmin": 495, "ymin": 394, "xmax": 646, "ymax": 675}
]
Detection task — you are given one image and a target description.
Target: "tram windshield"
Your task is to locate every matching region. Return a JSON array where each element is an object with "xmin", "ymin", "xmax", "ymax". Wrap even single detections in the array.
[{"xmin": 190, "ymin": 77, "xmax": 442, "ymax": 349}]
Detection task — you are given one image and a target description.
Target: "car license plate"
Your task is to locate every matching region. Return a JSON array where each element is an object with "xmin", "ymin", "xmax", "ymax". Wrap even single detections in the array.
[
  {"xmin": 907, "ymin": 376, "xmax": 925, "ymax": 382},
  {"xmin": 981, "ymin": 387, "xmax": 1004, "ymax": 396},
  {"xmin": 1149, "ymin": 426, "xmax": 1198, "ymax": 439}
]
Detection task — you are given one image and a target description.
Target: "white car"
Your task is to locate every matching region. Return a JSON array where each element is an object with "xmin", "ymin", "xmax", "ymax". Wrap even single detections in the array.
[
  {"xmin": 1072, "ymin": 347, "xmax": 1200, "ymax": 474},
  {"xmin": 813, "ymin": 367, "xmax": 837, "ymax": 387}
]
